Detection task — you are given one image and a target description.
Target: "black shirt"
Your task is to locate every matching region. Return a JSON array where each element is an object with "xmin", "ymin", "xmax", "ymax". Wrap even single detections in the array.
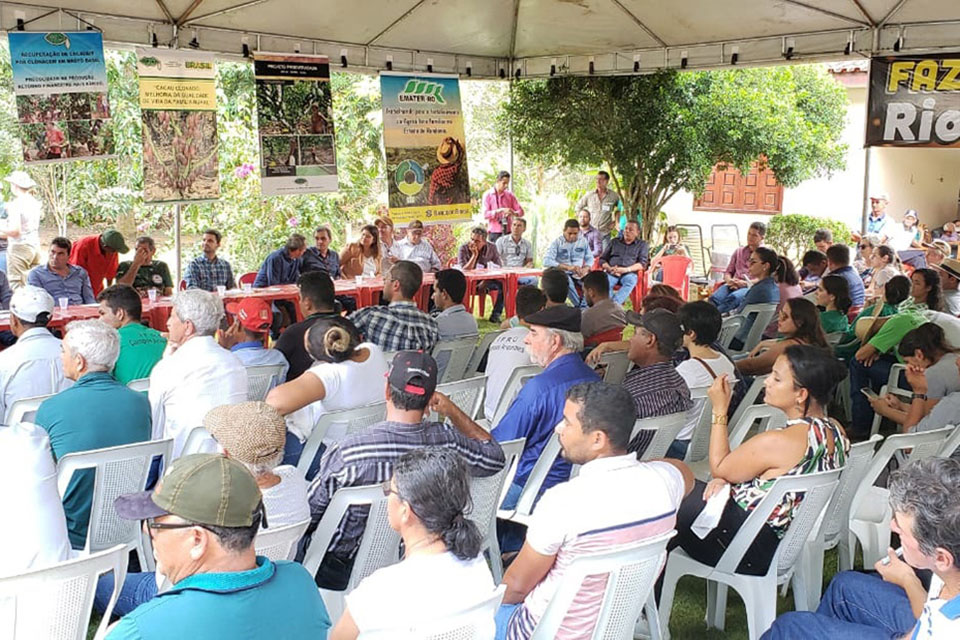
[{"xmin": 274, "ymin": 311, "xmax": 341, "ymax": 381}]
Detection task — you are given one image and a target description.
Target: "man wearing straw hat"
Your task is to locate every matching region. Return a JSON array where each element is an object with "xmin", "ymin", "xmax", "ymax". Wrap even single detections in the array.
[
  {"xmin": 0, "ymin": 170, "xmax": 43, "ymax": 290},
  {"xmin": 933, "ymin": 257, "xmax": 960, "ymax": 316}
]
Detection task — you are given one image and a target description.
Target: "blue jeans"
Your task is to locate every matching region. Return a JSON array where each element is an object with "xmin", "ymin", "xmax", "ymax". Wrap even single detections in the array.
[
  {"xmin": 497, "ymin": 481, "xmax": 526, "ymax": 554},
  {"xmin": 95, "ymin": 571, "xmax": 158, "ymax": 617},
  {"xmin": 517, "ymin": 276, "xmax": 538, "ymax": 287},
  {"xmin": 565, "ymin": 274, "xmax": 586, "ymax": 308},
  {"xmin": 495, "ymin": 603, "xmax": 521, "ymax": 640},
  {"xmin": 284, "ymin": 431, "xmax": 325, "ymax": 481},
  {"xmin": 849, "ymin": 354, "xmax": 901, "ymax": 436},
  {"xmin": 481, "ymin": 280, "xmax": 505, "ymax": 318},
  {"xmin": 709, "ymin": 284, "xmax": 749, "ymax": 313},
  {"xmin": 607, "ymin": 272, "xmax": 638, "ymax": 305},
  {"xmin": 761, "ymin": 571, "xmax": 916, "ymax": 639},
  {"xmin": 665, "ymin": 438, "xmax": 689, "ymax": 460}
]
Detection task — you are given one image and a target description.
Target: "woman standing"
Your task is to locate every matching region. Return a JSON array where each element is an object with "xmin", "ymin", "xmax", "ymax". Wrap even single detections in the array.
[
  {"xmin": 339, "ymin": 224, "xmax": 381, "ymax": 278},
  {"xmin": 1, "ymin": 171, "xmax": 43, "ymax": 289}
]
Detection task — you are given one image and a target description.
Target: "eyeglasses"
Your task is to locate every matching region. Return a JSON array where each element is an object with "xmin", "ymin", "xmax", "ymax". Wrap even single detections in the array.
[
  {"xmin": 146, "ymin": 519, "xmax": 217, "ymax": 538},
  {"xmin": 381, "ymin": 480, "xmax": 402, "ymax": 499},
  {"xmin": 859, "ymin": 244, "xmax": 869, "ymax": 249}
]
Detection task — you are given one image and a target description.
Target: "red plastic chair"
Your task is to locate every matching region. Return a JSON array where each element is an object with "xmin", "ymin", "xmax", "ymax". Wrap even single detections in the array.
[
  {"xmin": 659, "ymin": 255, "xmax": 693, "ymax": 300},
  {"xmin": 238, "ymin": 272, "xmax": 257, "ymax": 286},
  {"xmin": 178, "ymin": 279, "xmax": 187, "ymax": 291},
  {"xmin": 584, "ymin": 326, "xmax": 625, "ymax": 348}
]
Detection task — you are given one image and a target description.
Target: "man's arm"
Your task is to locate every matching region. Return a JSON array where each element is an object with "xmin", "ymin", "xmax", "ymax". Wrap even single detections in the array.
[
  {"xmin": 460, "ymin": 244, "xmax": 479, "ymax": 270},
  {"xmin": 225, "ymin": 263, "xmax": 236, "ymax": 289},
  {"xmin": 542, "ymin": 240, "xmax": 560, "ymax": 268},
  {"xmin": 482, "ymin": 191, "xmax": 498, "ymax": 221},
  {"xmin": 430, "ymin": 391, "xmax": 492, "ymax": 441},
  {"xmin": 637, "ymin": 241, "xmax": 650, "ymax": 269},
  {"xmin": 429, "ymin": 244, "xmax": 441, "ymax": 271},
  {"xmin": 80, "ymin": 271, "xmax": 96, "ymax": 304},
  {"xmin": 501, "ymin": 542, "xmax": 556, "ymax": 604}
]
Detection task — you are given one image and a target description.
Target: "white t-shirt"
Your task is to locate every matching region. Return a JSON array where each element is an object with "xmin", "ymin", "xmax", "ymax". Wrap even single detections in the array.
[
  {"xmin": 261, "ymin": 465, "xmax": 310, "ymax": 527},
  {"xmin": 675, "ymin": 355, "xmax": 736, "ymax": 441},
  {"xmin": 925, "ymin": 310, "xmax": 960, "ymax": 349},
  {"xmin": 911, "ymin": 574, "xmax": 960, "ymax": 639},
  {"xmin": 345, "ymin": 552, "xmax": 494, "ymax": 636},
  {"xmin": 943, "ymin": 289, "xmax": 960, "ymax": 316},
  {"xmin": 362, "ymin": 256, "xmax": 378, "ymax": 277},
  {"xmin": 5, "ymin": 194, "xmax": 42, "ymax": 248},
  {"xmin": 923, "ymin": 352, "xmax": 960, "ymax": 400},
  {"xmin": 484, "ymin": 327, "xmax": 532, "ymax": 419}
]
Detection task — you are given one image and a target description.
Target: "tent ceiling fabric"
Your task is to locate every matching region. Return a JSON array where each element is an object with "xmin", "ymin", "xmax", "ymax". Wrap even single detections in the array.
[{"xmin": 2, "ymin": 0, "xmax": 959, "ymax": 76}]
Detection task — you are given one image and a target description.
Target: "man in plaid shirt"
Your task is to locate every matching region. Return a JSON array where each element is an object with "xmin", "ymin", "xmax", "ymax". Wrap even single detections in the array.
[
  {"xmin": 348, "ymin": 260, "xmax": 440, "ymax": 352},
  {"xmin": 183, "ymin": 229, "xmax": 235, "ymax": 291}
]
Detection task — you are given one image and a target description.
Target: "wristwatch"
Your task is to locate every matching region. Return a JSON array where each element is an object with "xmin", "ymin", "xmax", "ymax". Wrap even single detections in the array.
[{"xmin": 912, "ymin": 392, "xmax": 928, "ymax": 401}]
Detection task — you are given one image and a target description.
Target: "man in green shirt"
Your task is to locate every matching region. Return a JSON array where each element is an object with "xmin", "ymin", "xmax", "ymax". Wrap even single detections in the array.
[
  {"xmin": 37, "ymin": 319, "xmax": 151, "ymax": 548},
  {"xmin": 116, "ymin": 236, "xmax": 174, "ymax": 296},
  {"xmin": 97, "ymin": 284, "xmax": 167, "ymax": 384}
]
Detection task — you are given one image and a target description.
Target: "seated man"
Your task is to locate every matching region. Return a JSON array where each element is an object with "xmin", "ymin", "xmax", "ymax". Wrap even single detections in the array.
[
  {"xmin": 485, "ymin": 286, "xmax": 545, "ymax": 420},
  {"xmin": 348, "ymin": 261, "xmax": 440, "ymax": 352},
  {"xmin": 36, "ymin": 319, "xmax": 150, "ymax": 549},
  {"xmin": 69, "ymin": 228, "xmax": 128, "ymax": 297},
  {"xmin": 799, "ymin": 249, "xmax": 828, "ymax": 292},
  {"xmin": 813, "ymin": 227, "xmax": 833, "ymax": 254},
  {"xmin": 578, "ymin": 209, "xmax": 603, "ymax": 260},
  {"xmin": 709, "ymin": 221, "xmax": 765, "ymax": 313},
  {"xmin": 97, "ymin": 285, "xmax": 167, "ymax": 384},
  {"xmin": 389, "ymin": 219, "xmax": 441, "ymax": 273},
  {"xmin": 762, "ymin": 457, "xmax": 960, "ymax": 640},
  {"xmin": 600, "ymin": 219, "xmax": 648, "ymax": 306},
  {"xmin": 622, "ymin": 308, "xmax": 693, "ymax": 454},
  {"xmin": 542, "ymin": 219, "xmax": 592, "ymax": 308},
  {"xmin": 580, "ymin": 270, "xmax": 626, "ymax": 347},
  {"xmin": 106, "ymin": 454, "xmax": 331, "ymax": 638},
  {"xmin": 254, "ymin": 233, "xmax": 308, "ymax": 336},
  {"xmin": 300, "ymin": 225, "xmax": 340, "ymax": 278},
  {"xmin": 539, "ymin": 267, "xmax": 570, "ymax": 308},
  {"xmin": 923, "ymin": 239, "xmax": 951, "ymax": 269},
  {"xmin": 0, "ymin": 286, "xmax": 70, "ymax": 420},
  {"xmin": 273, "ymin": 271, "xmax": 341, "ymax": 381},
  {"xmin": 27, "ymin": 237, "xmax": 95, "ymax": 305},
  {"xmin": 306, "ymin": 351, "xmax": 504, "ymax": 588},
  {"xmin": 496, "ymin": 218, "xmax": 537, "ymax": 285},
  {"xmin": 458, "ymin": 226, "xmax": 505, "ymax": 323},
  {"xmin": 934, "ymin": 257, "xmax": 960, "ymax": 315},
  {"xmin": 220, "ymin": 297, "xmax": 290, "ymax": 383},
  {"xmin": 826, "ymin": 243, "xmax": 866, "ymax": 309},
  {"xmin": 432, "ymin": 268, "xmax": 478, "ymax": 339},
  {"xmin": 183, "ymin": 228, "xmax": 235, "ymax": 291},
  {"xmin": 497, "ymin": 382, "xmax": 694, "ymax": 639},
  {"xmin": 116, "ymin": 236, "xmax": 173, "ymax": 297},
  {"xmin": 150, "ymin": 289, "xmax": 248, "ymax": 458}
]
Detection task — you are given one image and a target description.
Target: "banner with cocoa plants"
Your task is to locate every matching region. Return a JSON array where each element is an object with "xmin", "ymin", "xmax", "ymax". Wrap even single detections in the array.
[{"xmin": 136, "ymin": 49, "xmax": 219, "ymax": 203}]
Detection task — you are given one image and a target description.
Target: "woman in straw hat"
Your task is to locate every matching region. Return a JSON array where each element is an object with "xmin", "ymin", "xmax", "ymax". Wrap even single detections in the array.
[{"xmin": 1, "ymin": 170, "xmax": 43, "ymax": 289}]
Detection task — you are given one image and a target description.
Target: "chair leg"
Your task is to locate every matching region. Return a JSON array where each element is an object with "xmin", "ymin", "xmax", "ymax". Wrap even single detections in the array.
[
  {"xmin": 838, "ymin": 534, "xmax": 855, "ymax": 572},
  {"xmin": 657, "ymin": 559, "xmax": 684, "ymax": 640},
  {"xmin": 644, "ymin": 594, "xmax": 663, "ymax": 640},
  {"xmin": 487, "ymin": 523, "xmax": 504, "ymax": 583},
  {"xmin": 706, "ymin": 581, "xmax": 728, "ymax": 630}
]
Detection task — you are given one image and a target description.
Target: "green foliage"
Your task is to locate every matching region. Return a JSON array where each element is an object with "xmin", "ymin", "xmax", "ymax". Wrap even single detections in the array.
[{"xmin": 765, "ymin": 213, "xmax": 853, "ymax": 262}]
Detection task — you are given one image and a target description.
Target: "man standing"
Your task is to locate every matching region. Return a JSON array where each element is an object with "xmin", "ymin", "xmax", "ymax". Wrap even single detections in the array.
[
  {"xmin": 578, "ymin": 209, "xmax": 603, "ymax": 260},
  {"xmin": 575, "ymin": 171, "xmax": 620, "ymax": 252},
  {"xmin": 36, "ymin": 319, "xmax": 150, "ymax": 549},
  {"xmin": 116, "ymin": 236, "xmax": 174, "ymax": 296},
  {"xmin": 459, "ymin": 226, "xmax": 505, "ymax": 323},
  {"xmin": 580, "ymin": 271, "xmax": 627, "ymax": 346},
  {"xmin": 254, "ymin": 233, "xmax": 307, "ymax": 288},
  {"xmin": 389, "ymin": 220, "xmax": 441, "ymax": 273},
  {"xmin": 348, "ymin": 261, "xmax": 440, "ymax": 352},
  {"xmin": 2, "ymin": 171, "xmax": 43, "ymax": 290},
  {"xmin": 183, "ymin": 229, "xmax": 235, "ymax": 291},
  {"xmin": 273, "ymin": 271, "xmax": 341, "ymax": 381},
  {"xmin": 600, "ymin": 219, "xmax": 649, "ymax": 306},
  {"xmin": 543, "ymin": 219, "xmax": 592, "ymax": 308},
  {"xmin": 300, "ymin": 225, "xmax": 340, "ymax": 278},
  {"xmin": 483, "ymin": 170, "xmax": 524, "ymax": 242},
  {"xmin": 97, "ymin": 285, "xmax": 167, "ymax": 384},
  {"xmin": 432, "ymin": 268, "xmax": 478, "ymax": 339},
  {"xmin": 69, "ymin": 229, "xmax": 128, "ymax": 297},
  {"xmin": 27, "ymin": 237, "xmax": 95, "ymax": 305},
  {"xmin": 708, "ymin": 220, "xmax": 766, "ymax": 313},
  {"xmin": 934, "ymin": 258, "xmax": 960, "ymax": 315},
  {"xmin": 496, "ymin": 218, "xmax": 537, "ymax": 286}
]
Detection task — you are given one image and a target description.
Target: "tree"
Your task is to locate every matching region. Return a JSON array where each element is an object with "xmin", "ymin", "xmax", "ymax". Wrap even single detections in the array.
[{"xmin": 500, "ymin": 65, "xmax": 849, "ymax": 241}]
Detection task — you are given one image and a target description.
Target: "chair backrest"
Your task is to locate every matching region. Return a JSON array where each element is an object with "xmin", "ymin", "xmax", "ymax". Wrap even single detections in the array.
[
  {"xmin": 676, "ymin": 223, "xmax": 707, "ymax": 277},
  {"xmin": 254, "ymin": 519, "xmax": 311, "ymax": 562},
  {"xmin": 490, "ymin": 364, "xmax": 543, "ymax": 426},
  {"xmin": 57, "ymin": 439, "xmax": 174, "ymax": 554},
  {"xmin": 728, "ymin": 403, "xmax": 786, "ymax": 450},
  {"xmin": 529, "ymin": 531, "xmax": 676, "ymax": 640},
  {"xmin": 718, "ymin": 315, "xmax": 743, "ymax": 350},
  {"xmin": 469, "ymin": 439, "xmax": 525, "ymax": 547},
  {"xmin": 126, "ymin": 378, "xmax": 150, "ymax": 393},
  {"xmin": 737, "ymin": 303, "xmax": 779, "ymax": 353},
  {"xmin": 939, "ymin": 424, "xmax": 960, "ymax": 457},
  {"xmin": 728, "ymin": 374, "xmax": 769, "ymax": 428},
  {"xmin": 595, "ymin": 350, "xmax": 630, "ymax": 385},
  {"xmin": 465, "ymin": 330, "xmax": 505, "ymax": 378},
  {"xmin": 710, "ymin": 224, "xmax": 740, "ymax": 256},
  {"xmin": 178, "ymin": 279, "xmax": 187, "ymax": 291},
  {"xmin": 244, "ymin": 363, "xmax": 286, "ymax": 401},
  {"xmin": 297, "ymin": 402, "xmax": 388, "ymax": 477},
  {"xmin": 433, "ymin": 336, "xmax": 480, "ymax": 384},
  {"xmin": 181, "ymin": 426, "xmax": 218, "ymax": 457},
  {"xmin": 431, "ymin": 375, "xmax": 487, "ymax": 423},
  {"xmin": 584, "ymin": 326, "xmax": 624, "ymax": 348},
  {"xmin": 362, "ymin": 586, "xmax": 506, "ymax": 640},
  {"xmin": 6, "ymin": 393, "xmax": 54, "ymax": 426},
  {"xmin": 683, "ymin": 386, "xmax": 714, "ymax": 463},
  {"xmin": 0, "ymin": 544, "xmax": 128, "ymax": 640},
  {"xmin": 238, "ymin": 272, "xmax": 257, "ymax": 286},
  {"xmin": 825, "ymin": 331, "xmax": 845, "ymax": 348},
  {"xmin": 820, "ymin": 434, "xmax": 883, "ymax": 544},
  {"xmin": 660, "ymin": 255, "xmax": 693, "ymax": 299},
  {"xmin": 633, "ymin": 412, "xmax": 688, "ymax": 461},
  {"xmin": 513, "ymin": 429, "xmax": 562, "ymax": 518}
]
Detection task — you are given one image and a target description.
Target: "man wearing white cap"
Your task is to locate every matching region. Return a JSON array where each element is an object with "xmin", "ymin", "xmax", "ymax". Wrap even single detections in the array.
[
  {"xmin": 0, "ymin": 285, "xmax": 70, "ymax": 421},
  {"xmin": 858, "ymin": 192, "xmax": 896, "ymax": 245},
  {"xmin": 0, "ymin": 171, "xmax": 43, "ymax": 290}
]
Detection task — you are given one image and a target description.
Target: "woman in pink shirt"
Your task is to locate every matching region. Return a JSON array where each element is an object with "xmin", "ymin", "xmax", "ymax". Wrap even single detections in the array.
[{"xmin": 482, "ymin": 171, "xmax": 523, "ymax": 242}]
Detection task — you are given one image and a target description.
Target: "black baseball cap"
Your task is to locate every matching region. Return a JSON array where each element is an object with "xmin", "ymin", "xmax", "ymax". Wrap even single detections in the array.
[
  {"xmin": 524, "ymin": 304, "xmax": 581, "ymax": 332},
  {"xmin": 625, "ymin": 308, "xmax": 684, "ymax": 352},
  {"xmin": 388, "ymin": 351, "xmax": 438, "ymax": 397}
]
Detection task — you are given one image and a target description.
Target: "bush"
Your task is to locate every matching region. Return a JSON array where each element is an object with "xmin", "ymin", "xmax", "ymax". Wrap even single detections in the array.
[{"xmin": 765, "ymin": 213, "xmax": 853, "ymax": 263}]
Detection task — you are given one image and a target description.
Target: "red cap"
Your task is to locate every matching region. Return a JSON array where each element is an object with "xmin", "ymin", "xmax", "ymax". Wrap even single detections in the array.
[{"xmin": 226, "ymin": 298, "xmax": 272, "ymax": 333}]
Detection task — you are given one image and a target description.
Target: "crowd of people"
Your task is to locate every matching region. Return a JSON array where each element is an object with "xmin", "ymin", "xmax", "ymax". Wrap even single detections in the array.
[{"xmin": 3, "ymin": 174, "xmax": 960, "ymax": 640}]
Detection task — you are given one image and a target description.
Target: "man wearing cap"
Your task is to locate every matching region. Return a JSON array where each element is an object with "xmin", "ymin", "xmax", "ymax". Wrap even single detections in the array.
[
  {"xmin": 1, "ymin": 170, "xmax": 43, "ymax": 290},
  {"xmin": 97, "ymin": 285, "xmax": 167, "ymax": 384},
  {"xmin": 69, "ymin": 229, "xmax": 128, "ymax": 297},
  {"xmin": 116, "ymin": 236, "xmax": 174, "ymax": 297},
  {"xmin": 28, "ymin": 237, "xmax": 96, "ymax": 305},
  {"xmin": 389, "ymin": 220, "xmax": 442, "ymax": 273},
  {"xmin": 305, "ymin": 351, "xmax": 504, "ymax": 589},
  {"xmin": 622, "ymin": 308, "xmax": 693, "ymax": 454},
  {"xmin": 348, "ymin": 260, "xmax": 440, "ymax": 352},
  {"xmin": 924, "ymin": 239, "xmax": 951, "ymax": 269},
  {"xmin": 273, "ymin": 271, "xmax": 341, "ymax": 382},
  {"xmin": 934, "ymin": 258, "xmax": 960, "ymax": 316},
  {"xmin": 220, "ymin": 297, "xmax": 290, "ymax": 382},
  {"xmin": 102, "ymin": 454, "xmax": 331, "ymax": 639},
  {"xmin": 0, "ymin": 286, "xmax": 70, "ymax": 421},
  {"xmin": 856, "ymin": 192, "xmax": 896, "ymax": 244},
  {"xmin": 36, "ymin": 319, "xmax": 151, "ymax": 549}
]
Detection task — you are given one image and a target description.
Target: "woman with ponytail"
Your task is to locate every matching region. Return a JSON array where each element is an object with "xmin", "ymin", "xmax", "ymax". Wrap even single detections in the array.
[
  {"xmin": 265, "ymin": 315, "xmax": 389, "ymax": 470},
  {"xmin": 330, "ymin": 447, "xmax": 494, "ymax": 639}
]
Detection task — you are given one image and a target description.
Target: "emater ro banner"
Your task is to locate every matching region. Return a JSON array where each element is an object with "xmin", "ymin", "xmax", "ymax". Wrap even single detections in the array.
[{"xmin": 866, "ymin": 53, "xmax": 960, "ymax": 147}]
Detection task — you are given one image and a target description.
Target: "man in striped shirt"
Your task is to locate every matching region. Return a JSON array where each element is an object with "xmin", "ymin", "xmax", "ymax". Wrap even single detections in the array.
[
  {"xmin": 304, "ymin": 351, "xmax": 505, "ymax": 589},
  {"xmin": 497, "ymin": 382, "xmax": 694, "ymax": 640}
]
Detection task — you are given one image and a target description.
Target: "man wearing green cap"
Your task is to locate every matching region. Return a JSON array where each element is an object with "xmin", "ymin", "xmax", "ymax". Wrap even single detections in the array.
[
  {"xmin": 100, "ymin": 454, "xmax": 331, "ymax": 639},
  {"xmin": 69, "ymin": 229, "xmax": 128, "ymax": 297}
]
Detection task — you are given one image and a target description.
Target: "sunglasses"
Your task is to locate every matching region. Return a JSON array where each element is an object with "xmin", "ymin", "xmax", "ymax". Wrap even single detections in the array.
[{"xmin": 859, "ymin": 244, "xmax": 870, "ymax": 249}]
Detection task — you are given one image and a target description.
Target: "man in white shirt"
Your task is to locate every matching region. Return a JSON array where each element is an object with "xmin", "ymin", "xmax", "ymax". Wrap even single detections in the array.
[
  {"xmin": 432, "ymin": 268, "xmax": 478, "ymax": 339},
  {"xmin": 389, "ymin": 219, "xmax": 441, "ymax": 273},
  {"xmin": 0, "ymin": 285, "xmax": 70, "ymax": 421},
  {"xmin": 497, "ymin": 381, "xmax": 694, "ymax": 639},
  {"xmin": 933, "ymin": 258, "xmax": 960, "ymax": 316},
  {"xmin": 484, "ymin": 286, "xmax": 545, "ymax": 419},
  {"xmin": 149, "ymin": 289, "xmax": 247, "ymax": 458}
]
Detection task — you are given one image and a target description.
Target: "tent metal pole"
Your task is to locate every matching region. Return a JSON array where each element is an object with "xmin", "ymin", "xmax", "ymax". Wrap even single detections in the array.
[{"xmin": 174, "ymin": 203, "xmax": 182, "ymax": 284}]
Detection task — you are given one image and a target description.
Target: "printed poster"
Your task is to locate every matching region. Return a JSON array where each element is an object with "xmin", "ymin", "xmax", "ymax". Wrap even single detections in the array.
[
  {"xmin": 137, "ymin": 49, "xmax": 220, "ymax": 203},
  {"xmin": 381, "ymin": 72, "xmax": 471, "ymax": 226},
  {"xmin": 866, "ymin": 53, "xmax": 960, "ymax": 147},
  {"xmin": 9, "ymin": 31, "xmax": 113, "ymax": 164},
  {"xmin": 254, "ymin": 53, "xmax": 338, "ymax": 196}
]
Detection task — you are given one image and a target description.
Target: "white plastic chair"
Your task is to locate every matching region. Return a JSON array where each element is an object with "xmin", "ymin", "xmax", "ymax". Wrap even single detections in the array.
[
  {"xmin": 433, "ymin": 336, "xmax": 480, "ymax": 383},
  {"xmin": 244, "ymin": 363, "xmax": 286, "ymax": 401},
  {"xmin": 301, "ymin": 484, "xmax": 400, "ymax": 622},
  {"xmin": 498, "ymin": 427, "xmax": 562, "ymax": 527},
  {"xmin": 126, "ymin": 378, "xmax": 150, "ymax": 393},
  {"xmin": 659, "ymin": 468, "xmax": 842, "ymax": 640},
  {"xmin": 729, "ymin": 303, "xmax": 779, "ymax": 355},
  {"xmin": 361, "ymin": 585, "xmax": 505, "ymax": 640},
  {"xmin": 6, "ymin": 393, "xmax": 54, "ymax": 426},
  {"xmin": 939, "ymin": 424, "xmax": 960, "ymax": 456},
  {"xmin": 254, "ymin": 519, "xmax": 311, "ymax": 562},
  {"xmin": 432, "ymin": 375, "xmax": 487, "ymax": 423},
  {"xmin": 632, "ymin": 412, "xmax": 688, "ymax": 461},
  {"xmin": 180, "ymin": 426, "xmax": 218, "ymax": 457},
  {"xmin": 465, "ymin": 329, "xmax": 505, "ymax": 378},
  {"xmin": 718, "ymin": 315, "xmax": 744, "ymax": 350},
  {"xmin": 728, "ymin": 374, "xmax": 769, "ymax": 429},
  {"xmin": 847, "ymin": 426, "xmax": 954, "ymax": 569},
  {"xmin": 689, "ymin": 403, "xmax": 786, "ymax": 482},
  {"xmin": 595, "ymin": 350, "xmax": 631, "ymax": 385},
  {"xmin": 297, "ymin": 402, "xmax": 388, "ymax": 477},
  {"xmin": 869, "ymin": 363, "xmax": 908, "ymax": 437},
  {"xmin": 529, "ymin": 531, "xmax": 676, "ymax": 639},
  {"xmin": 468, "ymin": 438, "xmax": 525, "ymax": 583},
  {"xmin": 683, "ymin": 386, "xmax": 714, "ymax": 463},
  {"xmin": 0, "ymin": 543, "xmax": 127, "ymax": 640},
  {"xmin": 480, "ymin": 364, "xmax": 542, "ymax": 429}
]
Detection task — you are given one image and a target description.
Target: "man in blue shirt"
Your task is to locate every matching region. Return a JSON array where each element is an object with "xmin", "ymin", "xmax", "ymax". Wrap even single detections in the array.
[
  {"xmin": 300, "ymin": 225, "xmax": 340, "ymax": 278},
  {"xmin": 183, "ymin": 229, "xmax": 235, "ymax": 291},
  {"xmin": 543, "ymin": 219, "xmax": 592, "ymax": 308},
  {"xmin": 826, "ymin": 244, "xmax": 866, "ymax": 309},
  {"xmin": 27, "ymin": 237, "xmax": 95, "ymax": 305},
  {"xmin": 107, "ymin": 453, "xmax": 330, "ymax": 639},
  {"xmin": 254, "ymin": 233, "xmax": 308, "ymax": 337}
]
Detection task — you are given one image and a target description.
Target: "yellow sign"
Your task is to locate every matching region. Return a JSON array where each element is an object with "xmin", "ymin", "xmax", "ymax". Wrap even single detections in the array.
[{"xmin": 389, "ymin": 202, "xmax": 473, "ymax": 226}]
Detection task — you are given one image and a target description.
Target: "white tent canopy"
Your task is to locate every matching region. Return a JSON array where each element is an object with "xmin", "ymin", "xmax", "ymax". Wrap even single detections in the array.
[{"xmin": 3, "ymin": 1, "xmax": 960, "ymax": 76}]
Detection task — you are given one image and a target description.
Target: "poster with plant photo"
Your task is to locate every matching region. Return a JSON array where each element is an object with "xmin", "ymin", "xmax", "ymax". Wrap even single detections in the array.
[
  {"xmin": 136, "ymin": 49, "xmax": 219, "ymax": 203},
  {"xmin": 254, "ymin": 53, "xmax": 338, "ymax": 196},
  {"xmin": 9, "ymin": 31, "xmax": 114, "ymax": 164}
]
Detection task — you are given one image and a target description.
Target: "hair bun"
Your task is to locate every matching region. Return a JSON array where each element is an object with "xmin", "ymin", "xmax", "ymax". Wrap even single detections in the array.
[{"xmin": 323, "ymin": 326, "xmax": 351, "ymax": 356}]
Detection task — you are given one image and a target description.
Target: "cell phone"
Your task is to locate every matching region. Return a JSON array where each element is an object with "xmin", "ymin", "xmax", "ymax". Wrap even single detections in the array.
[
  {"xmin": 860, "ymin": 387, "xmax": 880, "ymax": 400},
  {"xmin": 881, "ymin": 547, "xmax": 904, "ymax": 565}
]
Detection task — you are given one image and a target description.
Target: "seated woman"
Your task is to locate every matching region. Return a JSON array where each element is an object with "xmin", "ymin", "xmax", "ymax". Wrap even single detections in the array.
[
  {"xmin": 339, "ymin": 224, "xmax": 382, "ymax": 278},
  {"xmin": 835, "ymin": 275, "xmax": 911, "ymax": 359},
  {"xmin": 649, "ymin": 225, "xmax": 690, "ymax": 281},
  {"xmin": 734, "ymin": 297, "xmax": 828, "ymax": 377},
  {"xmin": 265, "ymin": 316, "xmax": 389, "ymax": 474},
  {"xmin": 853, "ymin": 235, "xmax": 878, "ymax": 284},
  {"xmin": 865, "ymin": 244, "xmax": 899, "ymax": 300},
  {"xmin": 727, "ymin": 247, "xmax": 781, "ymax": 351},
  {"xmin": 329, "ymin": 447, "xmax": 494, "ymax": 639},
  {"xmin": 764, "ymin": 256, "xmax": 802, "ymax": 338},
  {"xmin": 817, "ymin": 274, "xmax": 852, "ymax": 334},
  {"xmin": 670, "ymin": 345, "xmax": 849, "ymax": 576},
  {"xmin": 911, "ymin": 267, "xmax": 944, "ymax": 312}
]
